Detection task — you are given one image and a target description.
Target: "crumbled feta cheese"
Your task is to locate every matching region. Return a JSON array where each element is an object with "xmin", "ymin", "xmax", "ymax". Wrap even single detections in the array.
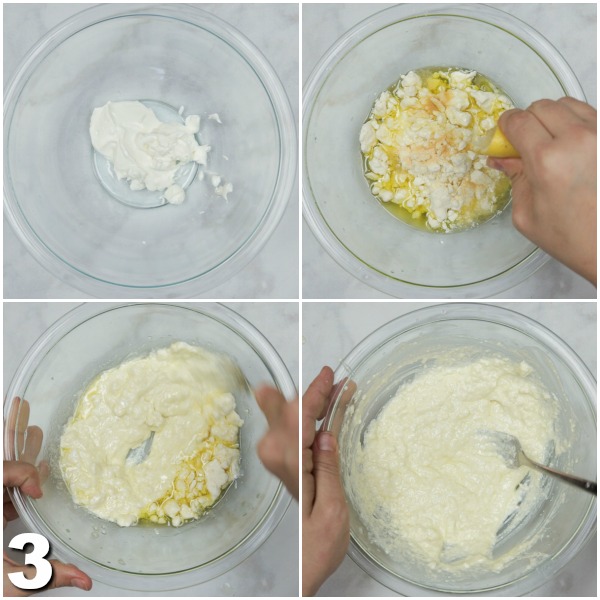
[
  {"xmin": 360, "ymin": 121, "xmax": 377, "ymax": 153},
  {"xmin": 480, "ymin": 116, "xmax": 496, "ymax": 132},
  {"xmin": 470, "ymin": 90, "xmax": 497, "ymax": 114},
  {"xmin": 372, "ymin": 91, "xmax": 392, "ymax": 117},
  {"xmin": 446, "ymin": 107, "xmax": 472, "ymax": 127},
  {"xmin": 163, "ymin": 184, "xmax": 185, "ymax": 205},
  {"xmin": 449, "ymin": 70, "xmax": 477, "ymax": 88},
  {"xmin": 360, "ymin": 68, "xmax": 514, "ymax": 231},
  {"xmin": 215, "ymin": 182, "xmax": 233, "ymax": 200},
  {"xmin": 446, "ymin": 90, "xmax": 470, "ymax": 110},
  {"xmin": 369, "ymin": 145, "xmax": 389, "ymax": 176}
]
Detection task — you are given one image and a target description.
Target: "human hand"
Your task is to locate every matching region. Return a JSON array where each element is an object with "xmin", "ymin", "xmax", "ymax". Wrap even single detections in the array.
[
  {"xmin": 255, "ymin": 386, "xmax": 299, "ymax": 500},
  {"xmin": 302, "ymin": 367, "xmax": 349, "ymax": 596},
  {"xmin": 488, "ymin": 97, "xmax": 597, "ymax": 285},
  {"xmin": 4, "ymin": 461, "xmax": 93, "ymax": 596},
  {"xmin": 4, "ymin": 398, "xmax": 92, "ymax": 596}
]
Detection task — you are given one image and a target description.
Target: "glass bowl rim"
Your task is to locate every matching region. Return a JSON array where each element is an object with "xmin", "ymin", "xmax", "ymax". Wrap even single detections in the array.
[
  {"xmin": 302, "ymin": 3, "xmax": 586, "ymax": 298},
  {"xmin": 323, "ymin": 302, "xmax": 597, "ymax": 595},
  {"xmin": 3, "ymin": 302, "xmax": 296, "ymax": 591},
  {"xmin": 4, "ymin": 3, "xmax": 297, "ymax": 297}
]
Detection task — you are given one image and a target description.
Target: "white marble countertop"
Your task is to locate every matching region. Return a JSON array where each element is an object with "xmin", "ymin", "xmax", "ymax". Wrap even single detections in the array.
[
  {"xmin": 302, "ymin": 301, "xmax": 597, "ymax": 596},
  {"xmin": 3, "ymin": 302, "xmax": 299, "ymax": 596},
  {"xmin": 4, "ymin": 4, "xmax": 299, "ymax": 299},
  {"xmin": 302, "ymin": 3, "xmax": 597, "ymax": 299}
]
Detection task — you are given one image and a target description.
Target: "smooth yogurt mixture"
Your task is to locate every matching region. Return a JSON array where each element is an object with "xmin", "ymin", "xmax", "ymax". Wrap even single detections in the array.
[
  {"xmin": 347, "ymin": 354, "xmax": 560, "ymax": 572},
  {"xmin": 89, "ymin": 101, "xmax": 233, "ymax": 204},
  {"xmin": 360, "ymin": 68, "xmax": 513, "ymax": 232},
  {"xmin": 60, "ymin": 342, "xmax": 243, "ymax": 527}
]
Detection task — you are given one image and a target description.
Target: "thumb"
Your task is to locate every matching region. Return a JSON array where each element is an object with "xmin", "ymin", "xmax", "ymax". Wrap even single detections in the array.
[
  {"xmin": 3, "ymin": 462, "xmax": 42, "ymax": 499},
  {"xmin": 312, "ymin": 432, "xmax": 345, "ymax": 509},
  {"xmin": 487, "ymin": 157, "xmax": 523, "ymax": 180},
  {"xmin": 47, "ymin": 561, "xmax": 92, "ymax": 592}
]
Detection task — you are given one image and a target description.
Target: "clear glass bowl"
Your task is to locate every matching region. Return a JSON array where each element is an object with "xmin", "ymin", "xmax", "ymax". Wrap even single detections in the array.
[
  {"xmin": 4, "ymin": 303, "xmax": 295, "ymax": 591},
  {"xmin": 303, "ymin": 4, "xmax": 586, "ymax": 298},
  {"xmin": 4, "ymin": 4, "xmax": 296, "ymax": 297},
  {"xmin": 324, "ymin": 304, "xmax": 596, "ymax": 595}
]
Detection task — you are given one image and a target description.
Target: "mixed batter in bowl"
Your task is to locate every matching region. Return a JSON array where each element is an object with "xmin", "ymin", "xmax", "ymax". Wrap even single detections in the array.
[
  {"xmin": 60, "ymin": 342, "xmax": 243, "ymax": 528},
  {"xmin": 325, "ymin": 304, "xmax": 596, "ymax": 595},
  {"xmin": 349, "ymin": 352, "xmax": 559, "ymax": 573}
]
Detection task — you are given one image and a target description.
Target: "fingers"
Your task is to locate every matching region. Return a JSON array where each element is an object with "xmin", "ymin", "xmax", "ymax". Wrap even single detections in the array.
[
  {"xmin": 556, "ymin": 96, "xmax": 597, "ymax": 124},
  {"xmin": 21, "ymin": 426, "xmax": 43, "ymax": 465},
  {"xmin": 47, "ymin": 560, "xmax": 93, "ymax": 592},
  {"xmin": 4, "ymin": 499, "xmax": 20, "ymax": 525},
  {"xmin": 528, "ymin": 98, "xmax": 589, "ymax": 137},
  {"xmin": 255, "ymin": 385, "xmax": 286, "ymax": 428},
  {"xmin": 499, "ymin": 108, "xmax": 552, "ymax": 158},
  {"xmin": 500, "ymin": 99, "xmax": 597, "ymax": 159},
  {"xmin": 37, "ymin": 461, "xmax": 50, "ymax": 486},
  {"xmin": 255, "ymin": 386, "xmax": 300, "ymax": 500},
  {"xmin": 257, "ymin": 430, "xmax": 300, "ymax": 500},
  {"xmin": 322, "ymin": 378, "xmax": 356, "ymax": 437},
  {"xmin": 302, "ymin": 448, "xmax": 315, "ymax": 518},
  {"xmin": 487, "ymin": 156, "xmax": 523, "ymax": 179},
  {"xmin": 302, "ymin": 366, "xmax": 334, "ymax": 426},
  {"xmin": 6, "ymin": 398, "xmax": 29, "ymax": 456},
  {"xmin": 311, "ymin": 432, "xmax": 346, "ymax": 518},
  {"xmin": 3, "ymin": 560, "xmax": 93, "ymax": 596},
  {"xmin": 3, "ymin": 462, "xmax": 42, "ymax": 499}
]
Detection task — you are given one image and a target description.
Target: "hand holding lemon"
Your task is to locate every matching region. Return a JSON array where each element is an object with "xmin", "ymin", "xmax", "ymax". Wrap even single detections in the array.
[
  {"xmin": 482, "ymin": 126, "xmax": 520, "ymax": 158},
  {"xmin": 486, "ymin": 97, "xmax": 596, "ymax": 285}
]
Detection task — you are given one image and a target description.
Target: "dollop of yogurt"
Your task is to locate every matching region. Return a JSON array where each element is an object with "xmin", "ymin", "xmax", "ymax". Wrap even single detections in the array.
[
  {"xmin": 89, "ymin": 101, "xmax": 211, "ymax": 204},
  {"xmin": 60, "ymin": 342, "xmax": 243, "ymax": 527}
]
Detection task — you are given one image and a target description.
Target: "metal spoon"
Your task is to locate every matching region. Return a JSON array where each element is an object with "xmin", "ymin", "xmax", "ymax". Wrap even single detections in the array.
[
  {"xmin": 481, "ymin": 430, "xmax": 596, "ymax": 495},
  {"xmin": 126, "ymin": 431, "xmax": 155, "ymax": 466}
]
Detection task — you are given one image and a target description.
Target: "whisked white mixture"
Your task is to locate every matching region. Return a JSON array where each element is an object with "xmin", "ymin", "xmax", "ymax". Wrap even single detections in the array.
[{"xmin": 346, "ymin": 354, "xmax": 561, "ymax": 571}]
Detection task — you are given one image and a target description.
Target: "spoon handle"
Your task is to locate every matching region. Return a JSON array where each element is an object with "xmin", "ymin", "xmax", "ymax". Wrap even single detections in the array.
[{"xmin": 524, "ymin": 454, "xmax": 597, "ymax": 495}]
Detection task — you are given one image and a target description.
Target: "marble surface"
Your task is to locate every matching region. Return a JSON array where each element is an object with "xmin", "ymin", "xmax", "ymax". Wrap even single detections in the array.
[
  {"xmin": 302, "ymin": 3, "xmax": 597, "ymax": 299},
  {"xmin": 4, "ymin": 4, "xmax": 299, "ymax": 299},
  {"xmin": 302, "ymin": 301, "xmax": 597, "ymax": 596},
  {"xmin": 3, "ymin": 302, "xmax": 299, "ymax": 596}
]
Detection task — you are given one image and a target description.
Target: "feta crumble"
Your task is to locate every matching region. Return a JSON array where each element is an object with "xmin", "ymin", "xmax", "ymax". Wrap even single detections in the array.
[{"xmin": 360, "ymin": 68, "xmax": 514, "ymax": 232}]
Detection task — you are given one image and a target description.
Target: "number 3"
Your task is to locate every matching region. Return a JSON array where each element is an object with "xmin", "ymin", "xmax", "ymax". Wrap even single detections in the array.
[{"xmin": 8, "ymin": 533, "xmax": 53, "ymax": 590}]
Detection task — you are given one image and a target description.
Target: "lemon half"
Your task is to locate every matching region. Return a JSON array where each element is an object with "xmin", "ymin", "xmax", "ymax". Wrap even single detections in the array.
[{"xmin": 483, "ymin": 127, "xmax": 520, "ymax": 158}]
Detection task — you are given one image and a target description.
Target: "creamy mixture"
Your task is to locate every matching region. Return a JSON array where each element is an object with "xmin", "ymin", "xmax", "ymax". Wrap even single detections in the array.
[
  {"xmin": 60, "ymin": 342, "xmax": 243, "ymax": 527},
  {"xmin": 89, "ymin": 101, "xmax": 233, "ymax": 204},
  {"xmin": 360, "ymin": 68, "xmax": 513, "ymax": 231},
  {"xmin": 347, "ymin": 355, "xmax": 559, "ymax": 571}
]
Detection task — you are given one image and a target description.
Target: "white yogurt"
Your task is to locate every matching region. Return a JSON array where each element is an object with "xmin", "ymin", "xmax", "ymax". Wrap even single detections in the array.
[{"xmin": 89, "ymin": 101, "xmax": 210, "ymax": 204}]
